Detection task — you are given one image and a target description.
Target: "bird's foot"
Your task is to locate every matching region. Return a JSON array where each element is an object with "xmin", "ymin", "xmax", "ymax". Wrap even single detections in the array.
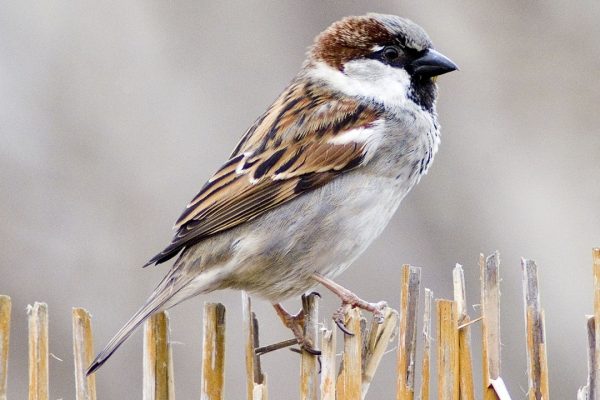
[
  {"xmin": 312, "ymin": 272, "xmax": 387, "ymax": 335},
  {"xmin": 272, "ymin": 303, "xmax": 321, "ymax": 355}
]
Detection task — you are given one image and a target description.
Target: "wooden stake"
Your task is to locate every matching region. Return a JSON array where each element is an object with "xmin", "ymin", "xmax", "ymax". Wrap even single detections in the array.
[
  {"xmin": 252, "ymin": 377, "xmax": 268, "ymax": 400},
  {"xmin": 419, "ymin": 289, "xmax": 433, "ymax": 400},
  {"xmin": 437, "ymin": 299, "xmax": 459, "ymax": 400},
  {"xmin": 201, "ymin": 303, "xmax": 226, "ymax": 400},
  {"xmin": 396, "ymin": 265, "xmax": 421, "ymax": 400},
  {"xmin": 300, "ymin": 294, "xmax": 319, "ymax": 400},
  {"xmin": 143, "ymin": 311, "xmax": 174, "ymax": 400},
  {"xmin": 72, "ymin": 308, "xmax": 96, "ymax": 400},
  {"xmin": 0, "ymin": 296, "xmax": 11, "ymax": 400},
  {"xmin": 363, "ymin": 307, "xmax": 399, "ymax": 398},
  {"xmin": 320, "ymin": 326, "xmax": 336, "ymax": 400},
  {"xmin": 336, "ymin": 307, "xmax": 362, "ymax": 400},
  {"xmin": 28, "ymin": 302, "xmax": 49, "ymax": 400},
  {"xmin": 480, "ymin": 252, "xmax": 511, "ymax": 400},
  {"xmin": 453, "ymin": 264, "xmax": 475, "ymax": 400},
  {"xmin": 593, "ymin": 248, "xmax": 600, "ymax": 400},
  {"xmin": 578, "ymin": 316, "xmax": 596, "ymax": 400},
  {"xmin": 242, "ymin": 292, "xmax": 266, "ymax": 400},
  {"xmin": 521, "ymin": 259, "xmax": 549, "ymax": 400}
]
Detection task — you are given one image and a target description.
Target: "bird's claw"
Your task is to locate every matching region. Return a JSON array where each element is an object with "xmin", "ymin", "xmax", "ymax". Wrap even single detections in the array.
[
  {"xmin": 371, "ymin": 301, "xmax": 388, "ymax": 324},
  {"xmin": 332, "ymin": 299, "xmax": 388, "ymax": 336}
]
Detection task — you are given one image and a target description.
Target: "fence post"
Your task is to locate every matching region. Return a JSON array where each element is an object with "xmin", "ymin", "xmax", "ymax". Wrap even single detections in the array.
[
  {"xmin": 300, "ymin": 294, "xmax": 319, "ymax": 400},
  {"xmin": 453, "ymin": 264, "xmax": 475, "ymax": 400},
  {"xmin": 143, "ymin": 311, "xmax": 174, "ymax": 400},
  {"xmin": 242, "ymin": 292, "xmax": 267, "ymax": 400},
  {"xmin": 437, "ymin": 299, "xmax": 459, "ymax": 400},
  {"xmin": 336, "ymin": 307, "xmax": 362, "ymax": 400},
  {"xmin": 419, "ymin": 289, "xmax": 433, "ymax": 400},
  {"xmin": 0, "ymin": 296, "xmax": 11, "ymax": 400},
  {"xmin": 201, "ymin": 303, "xmax": 226, "ymax": 400},
  {"xmin": 72, "ymin": 308, "xmax": 96, "ymax": 400},
  {"xmin": 28, "ymin": 302, "xmax": 49, "ymax": 400},
  {"xmin": 396, "ymin": 265, "xmax": 421, "ymax": 400},
  {"xmin": 521, "ymin": 259, "xmax": 549, "ymax": 400},
  {"xmin": 320, "ymin": 325, "xmax": 336, "ymax": 400}
]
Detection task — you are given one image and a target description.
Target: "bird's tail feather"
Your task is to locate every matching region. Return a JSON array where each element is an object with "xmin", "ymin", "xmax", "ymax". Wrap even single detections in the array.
[
  {"xmin": 86, "ymin": 264, "xmax": 220, "ymax": 375},
  {"xmin": 86, "ymin": 288, "xmax": 169, "ymax": 375}
]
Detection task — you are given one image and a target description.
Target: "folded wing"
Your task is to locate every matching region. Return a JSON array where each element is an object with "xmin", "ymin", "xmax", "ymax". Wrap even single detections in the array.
[{"xmin": 144, "ymin": 80, "xmax": 384, "ymax": 266}]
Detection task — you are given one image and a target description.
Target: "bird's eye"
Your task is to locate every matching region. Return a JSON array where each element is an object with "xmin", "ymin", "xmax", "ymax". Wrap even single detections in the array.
[{"xmin": 383, "ymin": 46, "xmax": 401, "ymax": 61}]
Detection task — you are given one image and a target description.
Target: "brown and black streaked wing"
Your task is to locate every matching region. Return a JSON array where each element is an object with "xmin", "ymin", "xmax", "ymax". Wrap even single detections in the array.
[{"xmin": 144, "ymin": 81, "xmax": 382, "ymax": 267}]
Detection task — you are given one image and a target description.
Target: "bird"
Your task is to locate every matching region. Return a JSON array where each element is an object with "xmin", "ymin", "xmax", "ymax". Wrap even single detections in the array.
[{"xmin": 87, "ymin": 13, "xmax": 457, "ymax": 375}]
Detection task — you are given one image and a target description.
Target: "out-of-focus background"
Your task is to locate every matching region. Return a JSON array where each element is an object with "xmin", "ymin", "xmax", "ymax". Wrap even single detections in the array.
[{"xmin": 1, "ymin": 1, "xmax": 599, "ymax": 398}]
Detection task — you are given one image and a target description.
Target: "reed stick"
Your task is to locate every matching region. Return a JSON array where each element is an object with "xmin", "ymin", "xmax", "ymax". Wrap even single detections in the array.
[
  {"xmin": 300, "ymin": 294, "xmax": 319, "ymax": 400},
  {"xmin": 242, "ymin": 292, "xmax": 266, "ymax": 400},
  {"xmin": 453, "ymin": 264, "xmax": 475, "ymax": 400},
  {"xmin": 480, "ymin": 252, "xmax": 511, "ymax": 400},
  {"xmin": 419, "ymin": 289, "xmax": 433, "ymax": 400},
  {"xmin": 252, "ymin": 377, "xmax": 268, "ymax": 400},
  {"xmin": 521, "ymin": 259, "xmax": 549, "ymax": 400},
  {"xmin": 594, "ymin": 248, "xmax": 600, "ymax": 399},
  {"xmin": 201, "ymin": 303, "xmax": 226, "ymax": 400},
  {"xmin": 396, "ymin": 265, "xmax": 421, "ymax": 400},
  {"xmin": 363, "ymin": 307, "xmax": 399, "ymax": 399},
  {"xmin": 437, "ymin": 299, "xmax": 459, "ymax": 400},
  {"xmin": 143, "ymin": 311, "xmax": 174, "ymax": 400},
  {"xmin": 72, "ymin": 308, "xmax": 96, "ymax": 400},
  {"xmin": 578, "ymin": 316, "xmax": 596, "ymax": 399},
  {"xmin": 320, "ymin": 326, "xmax": 336, "ymax": 400},
  {"xmin": 28, "ymin": 302, "xmax": 49, "ymax": 400},
  {"xmin": 336, "ymin": 307, "xmax": 362, "ymax": 400},
  {"xmin": 0, "ymin": 296, "xmax": 11, "ymax": 400}
]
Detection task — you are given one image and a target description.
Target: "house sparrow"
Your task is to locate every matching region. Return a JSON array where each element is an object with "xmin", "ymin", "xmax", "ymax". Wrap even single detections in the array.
[{"xmin": 88, "ymin": 13, "xmax": 456, "ymax": 374}]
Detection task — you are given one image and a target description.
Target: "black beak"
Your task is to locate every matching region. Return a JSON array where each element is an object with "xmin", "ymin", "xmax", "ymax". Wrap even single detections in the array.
[{"xmin": 408, "ymin": 49, "xmax": 458, "ymax": 77}]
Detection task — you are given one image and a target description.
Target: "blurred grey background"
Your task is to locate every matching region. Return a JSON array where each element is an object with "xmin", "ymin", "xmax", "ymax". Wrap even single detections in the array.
[{"xmin": 1, "ymin": 1, "xmax": 599, "ymax": 398}]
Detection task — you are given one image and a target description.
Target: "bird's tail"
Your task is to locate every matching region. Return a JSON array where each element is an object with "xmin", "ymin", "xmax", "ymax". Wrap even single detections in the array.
[
  {"xmin": 86, "ymin": 264, "xmax": 221, "ymax": 375},
  {"xmin": 86, "ymin": 290, "xmax": 166, "ymax": 375}
]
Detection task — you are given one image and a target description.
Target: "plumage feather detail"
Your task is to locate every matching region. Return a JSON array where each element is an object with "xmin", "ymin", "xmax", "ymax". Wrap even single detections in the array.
[{"xmin": 144, "ymin": 79, "xmax": 384, "ymax": 267}]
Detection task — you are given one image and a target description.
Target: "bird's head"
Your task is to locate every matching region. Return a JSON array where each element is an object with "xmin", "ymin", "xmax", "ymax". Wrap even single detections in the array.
[{"xmin": 308, "ymin": 13, "xmax": 458, "ymax": 111}]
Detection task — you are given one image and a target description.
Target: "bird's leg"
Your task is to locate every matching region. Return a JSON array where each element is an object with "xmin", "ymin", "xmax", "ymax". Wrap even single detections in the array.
[
  {"xmin": 272, "ymin": 303, "xmax": 321, "ymax": 355},
  {"xmin": 312, "ymin": 272, "xmax": 387, "ymax": 335}
]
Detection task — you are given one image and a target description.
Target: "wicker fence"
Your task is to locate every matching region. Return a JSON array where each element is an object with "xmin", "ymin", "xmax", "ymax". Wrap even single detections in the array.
[{"xmin": 1, "ymin": 249, "xmax": 599, "ymax": 399}]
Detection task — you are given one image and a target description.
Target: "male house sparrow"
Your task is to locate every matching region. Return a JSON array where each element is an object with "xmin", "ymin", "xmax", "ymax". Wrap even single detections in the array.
[{"xmin": 88, "ymin": 13, "xmax": 456, "ymax": 374}]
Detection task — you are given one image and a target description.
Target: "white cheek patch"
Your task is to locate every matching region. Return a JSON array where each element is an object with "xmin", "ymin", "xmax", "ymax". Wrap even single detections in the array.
[{"xmin": 309, "ymin": 60, "xmax": 413, "ymax": 109}]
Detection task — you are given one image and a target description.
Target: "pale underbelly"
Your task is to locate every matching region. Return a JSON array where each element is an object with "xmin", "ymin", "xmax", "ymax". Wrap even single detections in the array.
[{"xmin": 223, "ymin": 171, "xmax": 410, "ymax": 302}]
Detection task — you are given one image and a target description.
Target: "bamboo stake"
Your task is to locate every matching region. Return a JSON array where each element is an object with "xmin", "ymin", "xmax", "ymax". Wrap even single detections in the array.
[
  {"xmin": 578, "ymin": 316, "xmax": 595, "ymax": 400},
  {"xmin": 437, "ymin": 299, "xmax": 459, "ymax": 400},
  {"xmin": 0, "ymin": 296, "xmax": 10, "ymax": 400},
  {"xmin": 300, "ymin": 294, "xmax": 319, "ymax": 400},
  {"xmin": 594, "ymin": 248, "xmax": 600, "ymax": 400},
  {"xmin": 362, "ymin": 307, "xmax": 399, "ymax": 399},
  {"xmin": 242, "ymin": 292, "xmax": 266, "ymax": 400},
  {"xmin": 320, "ymin": 326, "xmax": 336, "ymax": 400},
  {"xmin": 396, "ymin": 265, "xmax": 421, "ymax": 400},
  {"xmin": 336, "ymin": 307, "xmax": 362, "ymax": 400},
  {"xmin": 201, "ymin": 303, "xmax": 226, "ymax": 400},
  {"xmin": 28, "ymin": 302, "xmax": 49, "ymax": 400},
  {"xmin": 252, "ymin": 377, "xmax": 268, "ymax": 400},
  {"xmin": 521, "ymin": 259, "xmax": 549, "ymax": 400},
  {"xmin": 143, "ymin": 311, "xmax": 174, "ymax": 400},
  {"xmin": 419, "ymin": 289, "xmax": 433, "ymax": 400},
  {"xmin": 480, "ymin": 252, "xmax": 511, "ymax": 400},
  {"xmin": 72, "ymin": 308, "xmax": 96, "ymax": 400},
  {"xmin": 453, "ymin": 264, "xmax": 475, "ymax": 400}
]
